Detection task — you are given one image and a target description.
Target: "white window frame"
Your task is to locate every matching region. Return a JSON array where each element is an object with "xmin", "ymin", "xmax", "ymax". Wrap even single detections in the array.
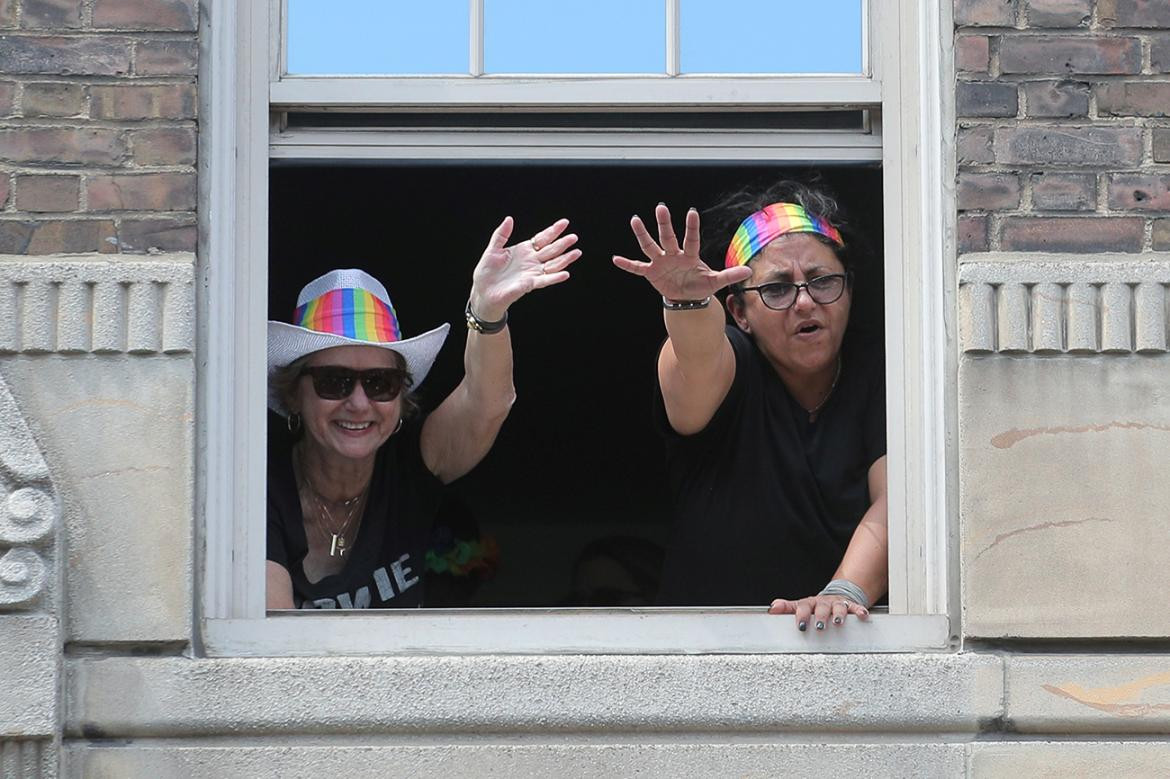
[{"xmin": 198, "ymin": 0, "xmax": 956, "ymax": 655}]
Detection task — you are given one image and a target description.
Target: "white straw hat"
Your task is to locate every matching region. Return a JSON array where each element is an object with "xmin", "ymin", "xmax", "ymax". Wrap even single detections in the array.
[{"xmin": 267, "ymin": 269, "xmax": 449, "ymax": 416}]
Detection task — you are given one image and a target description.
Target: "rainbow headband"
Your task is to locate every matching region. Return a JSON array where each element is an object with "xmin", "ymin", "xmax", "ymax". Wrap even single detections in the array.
[
  {"xmin": 293, "ymin": 287, "xmax": 401, "ymax": 343},
  {"xmin": 724, "ymin": 202, "xmax": 845, "ymax": 269}
]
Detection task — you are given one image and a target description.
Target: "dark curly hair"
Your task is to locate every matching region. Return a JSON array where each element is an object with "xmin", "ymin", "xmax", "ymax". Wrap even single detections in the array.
[{"xmin": 704, "ymin": 179, "xmax": 852, "ymax": 299}]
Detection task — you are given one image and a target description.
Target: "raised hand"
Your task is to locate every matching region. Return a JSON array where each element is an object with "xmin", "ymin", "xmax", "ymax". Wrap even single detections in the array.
[
  {"xmin": 470, "ymin": 216, "xmax": 581, "ymax": 322},
  {"xmin": 612, "ymin": 204, "xmax": 751, "ymax": 301}
]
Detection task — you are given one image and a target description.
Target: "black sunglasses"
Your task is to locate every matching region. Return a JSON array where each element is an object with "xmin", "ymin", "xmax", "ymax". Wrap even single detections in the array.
[
  {"xmin": 299, "ymin": 366, "xmax": 410, "ymax": 402},
  {"xmin": 741, "ymin": 272, "xmax": 850, "ymax": 311}
]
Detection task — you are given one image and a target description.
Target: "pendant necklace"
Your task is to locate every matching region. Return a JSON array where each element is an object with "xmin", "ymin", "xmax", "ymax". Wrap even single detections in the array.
[
  {"xmin": 298, "ymin": 459, "xmax": 367, "ymax": 558},
  {"xmin": 309, "ymin": 487, "xmax": 363, "ymax": 557}
]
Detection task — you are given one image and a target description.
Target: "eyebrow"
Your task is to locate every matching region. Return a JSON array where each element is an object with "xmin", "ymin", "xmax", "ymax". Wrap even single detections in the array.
[{"xmin": 760, "ymin": 264, "xmax": 832, "ymax": 283}]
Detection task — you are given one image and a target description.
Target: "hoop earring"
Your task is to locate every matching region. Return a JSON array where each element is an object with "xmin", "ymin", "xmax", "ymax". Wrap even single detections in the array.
[
  {"xmin": 392, "ymin": 418, "xmax": 404, "ymax": 435},
  {"xmin": 287, "ymin": 412, "xmax": 302, "ymax": 434}
]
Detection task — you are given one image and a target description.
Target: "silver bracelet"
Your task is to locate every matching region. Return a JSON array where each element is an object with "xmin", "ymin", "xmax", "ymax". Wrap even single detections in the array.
[
  {"xmin": 662, "ymin": 295, "xmax": 711, "ymax": 311},
  {"xmin": 819, "ymin": 579, "xmax": 870, "ymax": 609}
]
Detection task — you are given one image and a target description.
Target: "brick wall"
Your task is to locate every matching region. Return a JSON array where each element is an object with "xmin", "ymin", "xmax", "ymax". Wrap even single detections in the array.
[
  {"xmin": 956, "ymin": 0, "xmax": 1170, "ymax": 253},
  {"xmin": 0, "ymin": 0, "xmax": 197, "ymax": 254}
]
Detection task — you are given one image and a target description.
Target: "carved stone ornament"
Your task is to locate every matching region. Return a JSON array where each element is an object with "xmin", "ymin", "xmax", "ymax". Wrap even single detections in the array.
[
  {"xmin": 0, "ymin": 548, "xmax": 47, "ymax": 607},
  {"xmin": 0, "ymin": 370, "xmax": 57, "ymax": 610},
  {"xmin": 960, "ymin": 260, "xmax": 1170, "ymax": 355}
]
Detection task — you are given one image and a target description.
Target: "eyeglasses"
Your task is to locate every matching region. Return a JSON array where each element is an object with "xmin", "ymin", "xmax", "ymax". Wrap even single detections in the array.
[
  {"xmin": 299, "ymin": 366, "xmax": 410, "ymax": 402},
  {"xmin": 741, "ymin": 272, "xmax": 850, "ymax": 311}
]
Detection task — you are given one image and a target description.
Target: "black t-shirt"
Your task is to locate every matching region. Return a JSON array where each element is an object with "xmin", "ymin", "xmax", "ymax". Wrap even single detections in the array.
[
  {"xmin": 653, "ymin": 326, "xmax": 886, "ymax": 606},
  {"xmin": 267, "ymin": 418, "xmax": 443, "ymax": 609}
]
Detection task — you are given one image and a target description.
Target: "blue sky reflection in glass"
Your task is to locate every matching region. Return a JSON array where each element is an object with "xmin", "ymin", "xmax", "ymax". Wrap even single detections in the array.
[
  {"xmin": 485, "ymin": 0, "xmax": 664, "ymax": 74},
  {"xmin": 286, "ymin": 0, "xmax": 861, "ymax": 76},
  {"xmin": 287, "ymin": 0, "xmax": 469, "ymax": 75},
  {"xmin": 681, "ymin": 0, "xmax": 863, "ymax": 74}
]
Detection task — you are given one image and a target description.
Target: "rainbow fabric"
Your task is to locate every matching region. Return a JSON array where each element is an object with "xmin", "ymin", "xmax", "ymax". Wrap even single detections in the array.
[
  {"xmin": 724, "ymin": 202, "xmax": 845, "ymax": 268},
  {"xmin": 292, "ymin": 287, "xmax": 401, "ymax": 343}
]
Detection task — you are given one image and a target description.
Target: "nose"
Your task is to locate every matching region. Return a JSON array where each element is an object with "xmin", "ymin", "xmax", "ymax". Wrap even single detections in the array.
[
  {"xmin": 343, "ymin": 380, "xmax": 373, "ymax": 409},
  {"xmin": 792, "ymin": 283, "xmax": 817, "ymax": 312}
]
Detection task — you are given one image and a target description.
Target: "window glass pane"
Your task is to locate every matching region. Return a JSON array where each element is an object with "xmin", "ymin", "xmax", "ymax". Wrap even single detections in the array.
[
  {"xmin": 680, "ymin": 0, "xmax": 863, "ymax": 74},
  {"xmin": 484, "ymin": 0, "xmax": 664, "ymax": 74},
  {"xmin": 287, "ymin": 0, "xmax": 469, "ymax": 75}
]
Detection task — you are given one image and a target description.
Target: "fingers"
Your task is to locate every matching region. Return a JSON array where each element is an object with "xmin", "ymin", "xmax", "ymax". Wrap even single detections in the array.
[
  {"xmin": 612, "ymin": 254, "xmax": 651, "ymax": 276},
  {"xmin": 830, "ymin": 599, "xmax": 850, "ymax": 626},
  {"xmin": 529, "ymin": 269, "xmax": 571, "ymax": 290},
  {"xmin": 812, "ymin": 599, "xmax": 831, "ymax": 631},
  {"xmin": 655, "ymin": 203, "xmax": 680, "ymax": 254},
  {"xmin": 533, "ymin": 232, "xmax": 578, "ymax": 259},
  {"xmin": 768, "ymin": 598, "xmax": 796, "ymax": 615},
  {"xmin": 530, "ymin": 217, "xmax": 571, "ymax": 252},
  {"xmin": 794, "ymin": 599, "xmax": 813, "ymax": 632},
  {"xmin": 769, "ymin": 597, "xmax": 814, "ymax": 631},
  {"xmin": 489, "ymin": 216, "xmax": 514, "ymax": 250},
  {"xmin": 541, "ymin": 248, "xmax": 582, "ymax": 275},
  {"xmin": 713, "ymin": 266, "xmax": 753, "ymax": 289},
  {"xmin": 770, "ymin": 595, "xmax": 869, "ymax": 632},
  {"xmin": 682, "ymin": 206, "xmax": 701, "ymax": 257},
  {"xmin": 630, "ymin": 215, "xmax": 665, "ymax": 260}
]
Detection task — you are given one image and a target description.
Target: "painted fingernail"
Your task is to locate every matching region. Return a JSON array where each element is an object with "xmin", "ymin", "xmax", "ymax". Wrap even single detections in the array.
[
  {"xmin": 833, "ymin": 616, "xmax": 842, "ymax": 625},
  {"xmin": 798, "ymin": 621, "xmax": 807, "ymax": 632},
  {"xmin": 815, "ymin": 620, "xmax": 825, "ymax": 631}
]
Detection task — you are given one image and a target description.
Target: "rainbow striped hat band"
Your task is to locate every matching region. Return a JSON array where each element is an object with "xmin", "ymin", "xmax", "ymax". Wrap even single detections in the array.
[
  {"xmin": 724, "ymin": 202, "xmax": 845, "ymax": 269},
  {"xmin": 292, "ymin": 280, "xmax": 401, "ymax": 342}
]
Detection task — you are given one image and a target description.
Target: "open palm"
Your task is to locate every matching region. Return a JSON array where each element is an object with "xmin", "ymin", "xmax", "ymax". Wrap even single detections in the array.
[
  {"xmin": 612, "ymin": 204, "xmax": 751, "ymax": 300},
  {"xmin": 470, "ymin": 216, "xmax": 581, "ymax": 321}
]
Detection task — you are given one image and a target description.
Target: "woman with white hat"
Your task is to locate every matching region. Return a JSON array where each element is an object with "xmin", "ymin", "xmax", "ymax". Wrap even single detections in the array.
[{"xmin": 265, "ymin": 216, "xmax": 579, "ymax": 609}]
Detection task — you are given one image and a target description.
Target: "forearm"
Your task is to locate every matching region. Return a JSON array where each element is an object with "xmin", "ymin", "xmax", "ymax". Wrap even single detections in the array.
[
  {"xmin": 831, "ymin": 496, "xmax": 888, "ymax": 606},
  {"xmin": 265, "ymin": 560, "xmax": 295, "ymax": 609},
  {"xmin": 458, "ymin": 325, "xmax": 517, "ymax": 428},
  {"xmin": 662, "ymin": 298, "xmax": 730, "ymax": 377}
]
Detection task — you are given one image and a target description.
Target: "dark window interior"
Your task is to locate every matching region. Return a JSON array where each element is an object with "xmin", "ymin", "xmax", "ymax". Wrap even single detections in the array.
[{"xmin": 269, "ymin": 162, "xmax": 883, "ymax": 607}]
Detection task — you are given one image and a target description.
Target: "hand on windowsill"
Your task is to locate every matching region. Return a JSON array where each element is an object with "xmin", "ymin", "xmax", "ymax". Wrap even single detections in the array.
[{"xmin": 768, "ymin": 593, "xmax": 870, "ymax": 632}]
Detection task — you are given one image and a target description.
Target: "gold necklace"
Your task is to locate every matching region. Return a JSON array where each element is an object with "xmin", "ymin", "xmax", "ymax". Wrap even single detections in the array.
[
  {"xmin": 806, "ymin": 356, "xmax": 842, "ymax": 420},
  {"xmin": 297, "ymin": 455, "xmax": 368, "ymax": 558},
  {"xmin": 308, "ymin": 486, "xmax": 363, "ymax": 557}
]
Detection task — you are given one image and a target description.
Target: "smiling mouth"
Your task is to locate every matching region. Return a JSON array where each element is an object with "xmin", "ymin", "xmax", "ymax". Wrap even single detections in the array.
[{"xmin": 336, "ymin": 421, "xmax": 373, "ymax": 431}]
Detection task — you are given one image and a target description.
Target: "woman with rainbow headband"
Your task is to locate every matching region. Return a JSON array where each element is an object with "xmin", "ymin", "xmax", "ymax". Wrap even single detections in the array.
[
  {"xmin": 265, "ymin": 217, "xmax": 580, "ymax": 609},
  {"xmin": 613, "ymin": 182, "xmax": 886, "ymax": 632}
]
